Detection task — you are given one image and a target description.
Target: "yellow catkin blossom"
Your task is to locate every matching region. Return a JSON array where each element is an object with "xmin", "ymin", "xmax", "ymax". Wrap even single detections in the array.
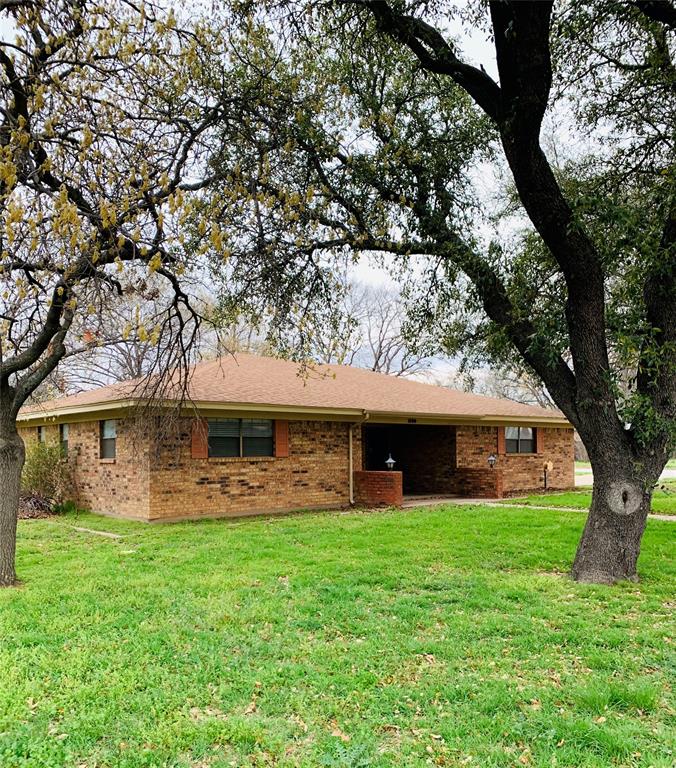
[
  {"xmin": 210, "ymin": 224, "xmax": 224, "ymax": 252},
  {"xmin": 147, "ymin": 253, "xmax": 163, "ymax": 273},
  {"xmin": 81, "ymin": 125, "xmax": 94, "ymax": 150}
]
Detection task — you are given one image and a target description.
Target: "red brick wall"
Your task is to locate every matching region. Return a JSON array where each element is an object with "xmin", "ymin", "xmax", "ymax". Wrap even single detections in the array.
[
  {"xmin": 353, "ymin": 470, "xmax": 403, "ymax": 507},
  {"xmin": 19, "ymin": 419, "xmax": 150, "ymax": 519},
  {"xmin": 358, "ymin": 423, "xmax": 573, "ymax": 499},
  {"xmin": 18, "ymin": 415, "xmax": 574, "ymax": 518},
  {"xmin": 455, "ymin": 425, "xmax": 575, "ymax": 496},
  {"xmin": 501, "ymin": 427, "xmax": 575, "ymax": 494},
  {"xmin": 148, "ymin": 418, "xmax": 356, "ymax": 521},
  {"xmin": 455, "ymin": 425, "xmax": 498, "ymax": 469},
  {"xmin": 454, "ymin": 468, "xmax": 503, "ymax": 498}
]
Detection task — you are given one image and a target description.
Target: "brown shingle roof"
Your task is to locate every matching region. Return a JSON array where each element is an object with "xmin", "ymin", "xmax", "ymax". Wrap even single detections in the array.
[{"xmin": 19, "ymin": 353, "xmax": 568, "ymax": 424}]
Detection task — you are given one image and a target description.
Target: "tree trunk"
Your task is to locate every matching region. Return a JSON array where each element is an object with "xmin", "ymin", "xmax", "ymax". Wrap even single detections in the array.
[
  {"xmin": 572, "ymin": 466, "xmax": 655, "ymax": 584},
  {"xmin": 0, "ymin": 420, "xmax": 24, "ymax": 587}
]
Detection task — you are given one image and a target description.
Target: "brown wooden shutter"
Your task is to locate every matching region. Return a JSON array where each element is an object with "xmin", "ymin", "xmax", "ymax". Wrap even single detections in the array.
[
  {"xmin": 274, "ymin": 420, "xmax": 289, "ymax": 457},
  {"xmin": 497, "ymin": 426, "xmax": 506, "ymax": 455},
  {"xmin": 191, "ymin": 418, "xmax": 209, "ymax": 459},
  {"xmin": 535, "ymin": 428, "xmax": 544, "ymax": 454}
]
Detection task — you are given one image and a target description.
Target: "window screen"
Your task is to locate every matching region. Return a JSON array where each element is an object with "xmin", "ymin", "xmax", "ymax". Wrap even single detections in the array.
[
  {"xmin": 506, "ymin": 426, "xmax": 536, "ymax": 454},
  {"xmin": 208, "ymin": 419, "xmax": 241, "ymax": 457},
  {"xmin": 242, "ymin": 419, "xmax": 274, "ymax": 456},
  {"xmin": 208, "ymin": 419, "xmax": 274, "ymax": 457},
  {"xmin": 60, "ymin": 424, "xmax": 69, "ymax": 456},
  {"xmin": 37, "ymin": 426, "xmax": 46, "ymax": 444},
  {"xmin": 100, "ymin": 420, "xmax": 117, "ymax": 459}
]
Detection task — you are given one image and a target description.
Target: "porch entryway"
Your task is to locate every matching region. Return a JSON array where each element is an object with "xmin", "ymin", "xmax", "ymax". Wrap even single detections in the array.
[{"xmin": 362, "ymin": 423, "xmax": 458, "ymax": 496}]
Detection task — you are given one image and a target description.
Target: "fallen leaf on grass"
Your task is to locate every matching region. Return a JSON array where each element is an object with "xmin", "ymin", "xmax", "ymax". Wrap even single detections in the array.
[
  {"xmin": 329, "ymin": 719, "xmax": 350, "ymax": 742},
  {"xmin": 381, "ymin": 724, "xmax": 400, "ymax": 733},
  {"xmin": 291, "ymin": 714, "xmax": 308, "ymax": 733}
]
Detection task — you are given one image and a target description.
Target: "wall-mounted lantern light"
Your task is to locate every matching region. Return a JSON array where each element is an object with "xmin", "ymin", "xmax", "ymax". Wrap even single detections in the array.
[
  {"xmin": 487, "ymin": 453, "xmax": 497, "ymax": 469},
  {"xmin": 385, "ymin": 454, "xmax": 396, "ymax": 471}
]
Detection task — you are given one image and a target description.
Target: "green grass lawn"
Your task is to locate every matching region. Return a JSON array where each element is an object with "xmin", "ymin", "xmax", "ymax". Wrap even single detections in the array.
[
  {"xmin": 508, "ymin": 483, "xmax": 676, "ymax": 515},
  {"xmin": 1, "ymin": 506, "xmax": 674, "ymax": 768}
]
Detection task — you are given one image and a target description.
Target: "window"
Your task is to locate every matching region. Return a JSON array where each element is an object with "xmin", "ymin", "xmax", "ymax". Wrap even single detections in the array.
[
  {"xmin": 100, "ymin": 419, "xmax": 117, "ymax": 459},
  {"xmin": 506, "ymin": 426, "xmax": 536, "ymax": 454},
  {"xmin": 208, "ymin": 419, "xmax": 240, "ymax": 457},
  {"xmin": 37, "ymin": 426, "xmax": 46, "ymax": 444},
  {"xmin": 60, "ymin": 424, "xmax": 69, "ymax": 456},
  {"xmin": 243, "ymin": 419, "xmax": 274, "ymax": 456},
  {"xmin": 208, "ymin": 419, "xmax": 274, "ymax": 458}
]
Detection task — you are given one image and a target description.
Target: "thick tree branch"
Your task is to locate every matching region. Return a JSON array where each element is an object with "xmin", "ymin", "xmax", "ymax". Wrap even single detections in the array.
[
  {"xmin": 350, "ymin": 0, "xmax": 628, "ymax": 447},
  {"xmin": 0, "ymin": 283, "xmax": 70, "ymax": 379},
  {"xmin": 486, "ymin": 2, "xmax": 627, "ymax": 447},
  {"xmin": 352, "ymin": 0, "xmax": 502, "ymax": 120},
  {"xmin": 637, "ymin": 192, "xmax": 676, "ymax": 425},
  {"xmin": 634, "ymin": 0, "xmax": 676, "ymax": 30},
  {"xmin": 11, "ymin": 305, "xmax": 75, "ymax": 416},
  {"xmin": 428, "ymin": 230, "xmax": 579, "ymax": 424}
]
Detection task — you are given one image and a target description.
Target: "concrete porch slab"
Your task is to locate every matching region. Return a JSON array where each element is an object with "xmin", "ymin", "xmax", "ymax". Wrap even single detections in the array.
[{"xmin": 402, "ymin": 495, "xmax": 474, "ymax": 508}]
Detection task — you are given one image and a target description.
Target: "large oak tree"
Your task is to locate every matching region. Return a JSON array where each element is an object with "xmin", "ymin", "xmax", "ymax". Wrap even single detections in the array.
[
  {"xmin": 220, "ymin": 0, "xmax": 674, "ymax": 583},
  {"xmin": 351, "ymin": 1, "xmax": 675, "ymax": 584}
]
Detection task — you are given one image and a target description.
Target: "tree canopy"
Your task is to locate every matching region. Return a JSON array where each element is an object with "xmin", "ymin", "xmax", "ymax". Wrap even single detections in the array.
[{"xmin": 203, "ymin": 0, "xmax": 675, "ymax": 582}]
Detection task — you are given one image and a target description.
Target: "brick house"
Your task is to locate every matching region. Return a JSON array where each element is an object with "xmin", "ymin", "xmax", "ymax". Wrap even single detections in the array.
[{"xmin": 17, "ymin": 354, "xmax": 574, "ymax": 521}]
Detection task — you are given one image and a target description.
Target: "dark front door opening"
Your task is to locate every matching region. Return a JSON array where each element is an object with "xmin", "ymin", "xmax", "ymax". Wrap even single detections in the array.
[{"xmin": 362, "ymin": 424, "xmax": 458, "ymax": 495}]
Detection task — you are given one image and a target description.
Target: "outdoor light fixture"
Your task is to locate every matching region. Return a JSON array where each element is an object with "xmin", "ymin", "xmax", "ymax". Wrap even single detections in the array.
[
  {"xmin": 385, "ymin": 454, "xmax": 396, "ymax": 471},
  {"xmin": 487, "ymin": 453, "xmax": 497, "ymax": 469}
]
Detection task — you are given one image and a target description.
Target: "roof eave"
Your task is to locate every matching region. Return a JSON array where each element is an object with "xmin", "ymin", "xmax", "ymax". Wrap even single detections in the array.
[{"xmin": 17, "ymin": 398, "xmax": 571, "ymax": 428}]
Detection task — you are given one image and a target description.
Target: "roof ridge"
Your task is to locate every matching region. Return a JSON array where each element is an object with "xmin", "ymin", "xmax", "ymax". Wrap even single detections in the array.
[
  {"xmin": 192, "ymin": 353, "xmax": 557, "ymax": 414},
  {"xmin": 18, "ymin": 350, "xmax": 566, "ymax": 422}
]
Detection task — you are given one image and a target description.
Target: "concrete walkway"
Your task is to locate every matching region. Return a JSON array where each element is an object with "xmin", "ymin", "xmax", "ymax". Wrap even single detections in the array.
[
  {"xmin": 71, "ymin": 525, "xmax": 124, "ymax": 539},
  {"xmin": 401, "ymin": 496, "xmax": 676, "ymax": 522}
]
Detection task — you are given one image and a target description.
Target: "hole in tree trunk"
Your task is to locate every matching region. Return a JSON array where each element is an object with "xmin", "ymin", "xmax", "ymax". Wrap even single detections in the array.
[{"xmin": 607, "ymin": 481, "xmax": 643, "ymax": 517}]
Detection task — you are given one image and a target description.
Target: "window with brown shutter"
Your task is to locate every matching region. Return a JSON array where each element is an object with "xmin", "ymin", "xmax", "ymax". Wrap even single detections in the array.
[
  {"xmin": 191, "ymin": 418, "xmax": 209, "ymax": 459},
  {"xmin": 274, "ymin": 420, "xmax": 289, "ymax": 457},
  {"xmin": 203, "ymin": 419, "xmax": 274, "ymax": 458},
  {"xmin": 497, "ymin": 426, "xmax": 506, "ymax": 454}
]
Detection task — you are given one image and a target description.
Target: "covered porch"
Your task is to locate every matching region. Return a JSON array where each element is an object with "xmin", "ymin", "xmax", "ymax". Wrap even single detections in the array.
[
  {"xmin": 362, "ymin": 423, "xmax": 458, "ymax": 495},
  {"xmin": 352, "ymin": 422, "xmax": 505, "ymax": 507}
]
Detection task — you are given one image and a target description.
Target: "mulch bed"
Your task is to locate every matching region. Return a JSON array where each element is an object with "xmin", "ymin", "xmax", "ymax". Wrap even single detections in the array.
[
  {"xmin": 18, "ymin": 495, "xmax": 55, "ymax": 520},
  {"xmin": 18, "ymin": 508, "xmax": 52, "ymax": 520}
]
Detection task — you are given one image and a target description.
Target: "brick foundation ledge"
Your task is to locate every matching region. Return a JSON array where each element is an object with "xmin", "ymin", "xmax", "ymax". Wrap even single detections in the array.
[{"xmin": 353, "ymin": 470, "xmax": 403, "ymax": 507}]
